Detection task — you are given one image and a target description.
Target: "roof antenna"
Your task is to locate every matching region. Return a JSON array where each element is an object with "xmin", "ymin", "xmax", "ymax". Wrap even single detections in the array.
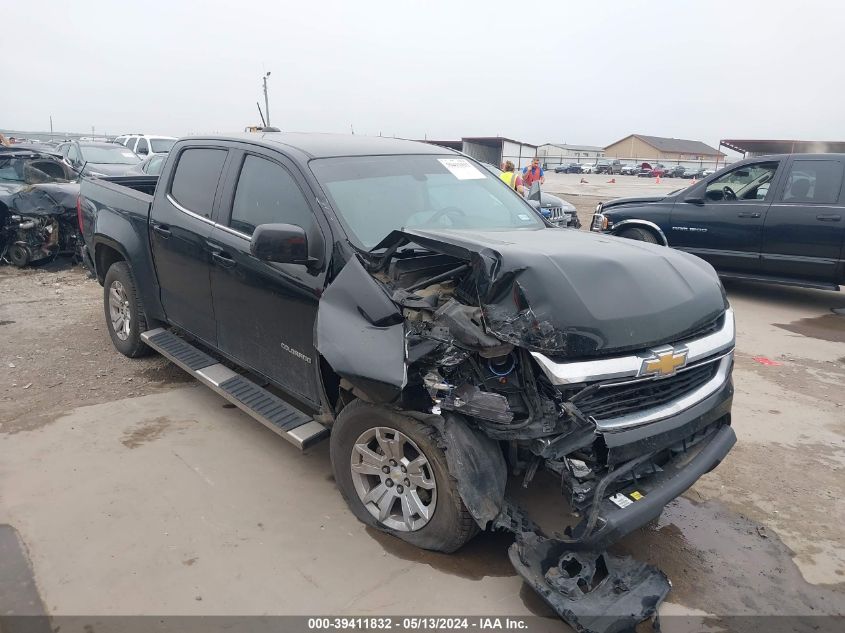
[{"xmin": 256, "ymin": 102, "xmax": 267, "ymax": 127}]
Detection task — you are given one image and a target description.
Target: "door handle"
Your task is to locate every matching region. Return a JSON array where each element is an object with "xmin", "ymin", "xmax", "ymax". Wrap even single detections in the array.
[
  {"xmin": 152, "ymin": 224, "xmax": 171, "ymax": 237},
  {"xmin": 816, "ymin": 214, "xmax": 841, "ymax": 222},
  {"xmin": 736, "ymin": 211, "xmax": 761, "ymax": 218},
  {"xmin": 212, "ymin": 252, "xmax": 237, "ymax": 268}
]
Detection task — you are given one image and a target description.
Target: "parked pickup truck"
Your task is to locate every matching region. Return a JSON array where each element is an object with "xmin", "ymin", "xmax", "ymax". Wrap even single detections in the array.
[
  {"xmin": 593, "ymin": 159, "xmax": 624, "ymax": 175},
  {"xmin": 80, "ymin": 133, "xmax": 736, "ymax": 631},
  {"xmin": 591, "ymin": 153, "xmax": 845, "ymax": 291}
]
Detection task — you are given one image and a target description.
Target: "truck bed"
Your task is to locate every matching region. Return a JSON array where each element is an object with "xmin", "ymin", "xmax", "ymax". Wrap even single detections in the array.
[{"xmin": 80, "ymin": 175, "xmax": 158, "ymax": 220}]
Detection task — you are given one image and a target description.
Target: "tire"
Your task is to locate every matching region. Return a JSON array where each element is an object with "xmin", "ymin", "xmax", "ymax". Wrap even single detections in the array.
[
  {"xmin": 9, "ymin": 243, "xmax": 31, "ymax": 267},
  {"xmin": 617, "ymin": 227, "xmax": 660, "ymax": 244},
  {"xmin": 330, "ymin": 400, "xmax": 478, "ymax": 553},
  {"xmin": 103, "ymin": 261, "xmax": 152, "ymax": 358}
]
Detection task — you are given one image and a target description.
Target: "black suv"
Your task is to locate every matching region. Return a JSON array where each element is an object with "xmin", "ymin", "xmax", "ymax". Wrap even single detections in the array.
[{"xmin": 591, "ymin": 153, "xmax": 845, "ymax": 290}]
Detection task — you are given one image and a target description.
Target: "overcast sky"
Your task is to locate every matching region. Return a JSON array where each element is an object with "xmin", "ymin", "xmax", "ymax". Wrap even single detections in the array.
[{"xmin": 4, "ymin": 0, "xmax": 843, "ymax": 152}]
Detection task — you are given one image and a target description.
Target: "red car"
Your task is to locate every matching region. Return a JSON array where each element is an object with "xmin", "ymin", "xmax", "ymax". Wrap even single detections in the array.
[{"xmin": 636, "ymin": 162, "xmax": 667, "ymax": 178}]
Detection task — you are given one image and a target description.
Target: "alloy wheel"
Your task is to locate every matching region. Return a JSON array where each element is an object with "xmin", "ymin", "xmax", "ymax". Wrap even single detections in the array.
[{"xmin": 349, "ymin": 426, "xmax": 437, "ymax": 532}]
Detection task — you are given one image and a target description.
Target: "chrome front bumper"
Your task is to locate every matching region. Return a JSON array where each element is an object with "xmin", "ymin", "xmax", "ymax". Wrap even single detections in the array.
[{"xmin": 532, "ymin": 309, "xmax": 735, "ymax": 430}]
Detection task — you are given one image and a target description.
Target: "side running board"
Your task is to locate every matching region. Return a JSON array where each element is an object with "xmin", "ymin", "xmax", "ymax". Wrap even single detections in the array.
[{"xmin": 140, "ymin": 328, "xmax": 328, "ymax": 449}]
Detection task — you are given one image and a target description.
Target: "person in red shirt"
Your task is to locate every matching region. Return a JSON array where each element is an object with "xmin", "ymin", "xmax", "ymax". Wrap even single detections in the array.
[{"xmin": 522, "ymin": 158, "xmax": 545, "ymax": 187}]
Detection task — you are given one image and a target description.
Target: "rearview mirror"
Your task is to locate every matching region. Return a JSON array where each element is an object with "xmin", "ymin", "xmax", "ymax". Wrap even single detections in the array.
[{"xmin": 250, "ymin": 223, "xmax": 313, "ymax": 265}]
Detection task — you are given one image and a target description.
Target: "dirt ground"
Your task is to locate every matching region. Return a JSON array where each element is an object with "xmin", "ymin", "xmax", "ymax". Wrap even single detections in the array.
[{"xmin": 1, "ymin": 205, "xmax": 844, "ymax": 629}]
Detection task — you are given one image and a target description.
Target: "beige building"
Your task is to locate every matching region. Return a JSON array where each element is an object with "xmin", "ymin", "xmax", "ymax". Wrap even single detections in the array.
[{"xmin": 604, "ymin": 134, "xmax": 725, "ymax": 162}]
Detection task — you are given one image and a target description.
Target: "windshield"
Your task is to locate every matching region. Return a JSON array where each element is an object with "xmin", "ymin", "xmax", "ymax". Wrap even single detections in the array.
[
  {"xmin": 150, "ymin": 138, "xmax": 176, "ymax": 153},
  {"xmin": 310, "ymin": 155, "xmax": 545, "ymax": 249},
  {"xmin": 80, "ymin": 145, "xmax": 141, "ymax": 164}
]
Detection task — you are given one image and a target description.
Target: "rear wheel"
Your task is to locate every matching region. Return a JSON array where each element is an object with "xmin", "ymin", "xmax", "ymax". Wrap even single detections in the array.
[
  {"xmin": 103, "ymin": 261, "xmax": 152, "ymax": 358},
  {"xmin": 330, "ymin": 400, "xmax": 478, "ymax": 553},
  {"xmin": 617, "ymin": 227, "xmax": 660, "ymax": 244}
]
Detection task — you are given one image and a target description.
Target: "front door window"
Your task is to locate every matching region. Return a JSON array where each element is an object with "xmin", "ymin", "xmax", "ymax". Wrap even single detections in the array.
[{"xmin": 705, "ymin": 162, "xmax": 778, "ymax": 202}]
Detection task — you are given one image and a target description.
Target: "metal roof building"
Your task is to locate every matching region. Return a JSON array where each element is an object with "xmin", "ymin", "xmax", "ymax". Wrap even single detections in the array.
[
  {"xmin": 720, "ymin": 139, "xmax": 845, "ymax": 157},
  {"xmin": 605, "ymin": 134, "xmax": 725, "ymax": 161},
  {"xmin": 538, "ymin": 143, "xmax": 606, "ymax": 165},
  {"xmin": 420, "ymin": 136, "xmax": 538, "ymax": 169}
]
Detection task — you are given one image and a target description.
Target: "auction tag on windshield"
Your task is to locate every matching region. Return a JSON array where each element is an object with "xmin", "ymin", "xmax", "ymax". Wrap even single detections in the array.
[
  {"xmin": 438, "ymin": 158, "xmax": 486, "ymax": 180},
  {"xmin": 609, "ymin": 493, "xmax": 633, "ymax": 509}
]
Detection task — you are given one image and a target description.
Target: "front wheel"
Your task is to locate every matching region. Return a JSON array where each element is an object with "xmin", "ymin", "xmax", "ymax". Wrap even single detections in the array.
[
  {"xmin": 103, "ymin": 261, "xmax": 152, "ymax": 358},
  {"xmin": 330, "ymin": 400, "xmax": 478, "ymax": 553}
]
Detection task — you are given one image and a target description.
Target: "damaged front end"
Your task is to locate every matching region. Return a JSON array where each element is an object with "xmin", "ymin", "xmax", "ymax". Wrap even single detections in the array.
[
  {"xmin": 317, "ymin": 227, "xmax": 736, "ymax": 631},
  {"xmin": 0, "ymin": 151, "xmax": 81, "ymax": 267}
]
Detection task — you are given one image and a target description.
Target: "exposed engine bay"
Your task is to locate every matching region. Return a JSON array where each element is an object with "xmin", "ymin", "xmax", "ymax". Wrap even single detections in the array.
[
  {"xmin": 0, "ymin": 149, "xmax": 81, "ymax": 267},
  {"xmin": 316, "ymin": 227, "xmax": 737, "ymax": 631}
]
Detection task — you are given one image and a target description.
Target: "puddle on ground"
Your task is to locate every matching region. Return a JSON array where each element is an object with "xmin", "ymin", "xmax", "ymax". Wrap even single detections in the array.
[
  {"xmin": 613, "ymin": 496, "xmax": 844, "ymax": 616},
  {"xmin": 120, "ymin": 416, "xmax": 196, "ymax": 449},
  {"xmin": 775, "ymin": 313, "xmax": 845, "ymax": 343},
  {"xmin": 366, "ymin": 474, "xmax": 844, "ymax": 619},
  {"xmin": 366, "ymin": 524, "xmax": 559, "ymax": 618}
]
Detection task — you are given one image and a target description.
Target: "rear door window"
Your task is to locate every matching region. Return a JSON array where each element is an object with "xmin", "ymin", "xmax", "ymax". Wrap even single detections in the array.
[
  {"xmin": 170, "ymin": 148, "xmax": 228, "ymax": 213},
  {"xmin": 135, "ymin": 138, "xmax": 149, "ymax": 155},
  {"xmin": 780, "ymin": 160, "xmax": 843, "ymax": 204},
  {"xmin": 228, "ymin": 154, "xmax": 313, "ymax": 236}
]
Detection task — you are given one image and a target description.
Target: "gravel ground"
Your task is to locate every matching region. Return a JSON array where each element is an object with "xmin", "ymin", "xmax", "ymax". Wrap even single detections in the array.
[{"xmin": 0, "ymin": 263, "xmax": 191, "ymax": 434}]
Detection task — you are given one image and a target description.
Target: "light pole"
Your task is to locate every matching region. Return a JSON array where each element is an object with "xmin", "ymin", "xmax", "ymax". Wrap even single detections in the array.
[{"xmin": 262, "ymin": 71, "xmax": 271, "ymax": 126}]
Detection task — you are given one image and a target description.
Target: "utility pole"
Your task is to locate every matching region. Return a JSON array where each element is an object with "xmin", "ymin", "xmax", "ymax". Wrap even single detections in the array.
[{"xmin": 262, "ymin": 71, "xmax": 271, "ymax": 126}]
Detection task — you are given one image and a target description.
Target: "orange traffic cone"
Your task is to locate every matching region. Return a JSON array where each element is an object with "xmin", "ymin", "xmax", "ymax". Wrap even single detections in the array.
[
  {"xmin": 656, "ymin": 175, "xmax": 661, "ymax": 184},
  {"xmin": 607, "ymin": 178, "xmax": 616, "ymax": 184}
]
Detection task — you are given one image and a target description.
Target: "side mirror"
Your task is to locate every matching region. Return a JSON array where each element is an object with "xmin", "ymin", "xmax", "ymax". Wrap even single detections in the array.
[
  {"xmin": 685, "ymin": 196, "xmax": 705, "ymax": 205},
  {"xmin": 250, "ymin": 223, "xmax": 314, "ymax": 265}
]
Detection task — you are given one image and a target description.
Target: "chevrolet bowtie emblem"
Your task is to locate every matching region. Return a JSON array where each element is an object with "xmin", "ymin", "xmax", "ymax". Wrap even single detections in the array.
[{"xmin": 640, "ymin": 348, "xmax": 688, "ymax": 378}]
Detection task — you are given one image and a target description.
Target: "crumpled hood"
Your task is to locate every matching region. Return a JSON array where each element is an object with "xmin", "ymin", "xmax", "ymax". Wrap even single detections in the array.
[
  {"xmin": 391, "ymin": 227, "xmax": 727, "ymax": 357},
  {"xmin": 0, "ymin": 182, "xmax": 79, "ymax": 217}
]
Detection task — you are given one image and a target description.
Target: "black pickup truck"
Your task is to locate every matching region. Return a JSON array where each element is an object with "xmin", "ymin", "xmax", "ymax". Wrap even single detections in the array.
[
  {"xmin": 591, "ymin": 153, "xmax": 845, "ymax": 290},
  {"xmin": 80, "ymin": 133, "xmax": 736, "ymax": 630}
]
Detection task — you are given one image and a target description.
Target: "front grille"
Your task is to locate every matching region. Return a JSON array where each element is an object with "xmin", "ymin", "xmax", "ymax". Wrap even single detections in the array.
[
  {"xmin": 545, "ymin": 206, "xmax": 563, "ymax": 221},
  {"xmin": 576, "ymin": 361, "xmax": 719, "ymax": 421}
]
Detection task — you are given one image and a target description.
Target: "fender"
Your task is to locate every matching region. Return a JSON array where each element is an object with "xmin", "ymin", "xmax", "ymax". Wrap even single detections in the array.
[
  {"xmin": 407, "ymin": 412, "xmax": 507, "ymax": 529},
  {"xmin": 91, "ymin": 208, "xmax": 166, "ymax": 323},
  {"xmin": 611, "ymin": 219, "xmax": 669, "ymax": 246}
]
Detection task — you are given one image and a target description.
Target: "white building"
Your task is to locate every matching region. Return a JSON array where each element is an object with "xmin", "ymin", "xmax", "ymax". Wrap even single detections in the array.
[
  {"xmin": 538, "ymin": 143, "xmax": 605, "ymax": 166},
  {"xmin": 423, "ymin": 137, "xmax": 538, "ymax": 169}
]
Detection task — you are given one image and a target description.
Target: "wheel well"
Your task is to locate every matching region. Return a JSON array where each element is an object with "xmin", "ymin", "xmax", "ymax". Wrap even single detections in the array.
[
  {"xmin": 614, "ymin": 224, "xmax": 665, "ymax": 245},
  {"xmin": 94, "ymin": 244, "xmax": 125, "ymax": 284}
]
